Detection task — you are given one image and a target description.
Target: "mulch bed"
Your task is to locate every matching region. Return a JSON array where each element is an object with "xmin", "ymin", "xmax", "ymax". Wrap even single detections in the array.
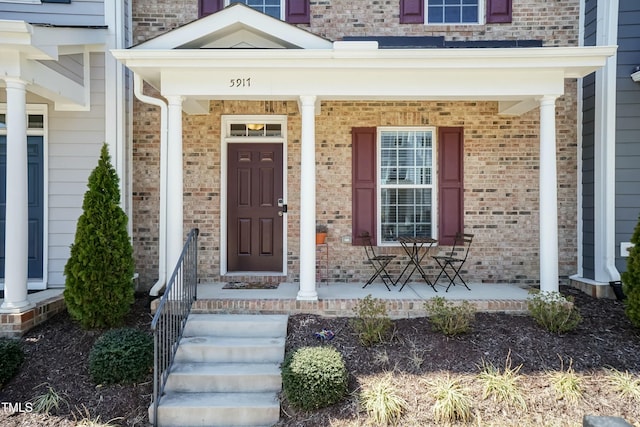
[
  {"xmin": 0, "ymin": 295, "xmax": 153, "ymax": 426},
  {"xmin": 0, "ymin": 286, "xmax": 639, "ymax": 426}
]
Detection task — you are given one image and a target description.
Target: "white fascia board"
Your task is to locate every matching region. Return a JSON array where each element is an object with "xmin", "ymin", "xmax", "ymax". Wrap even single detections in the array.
[
  {"xmin": 0, "ymin": 20, "xmax": 52, "ymax": 58},
  {"xmin": 29, "ymin": 26, "xmax": 107, "ymax": 60},
  {"xmin": 114, "ymin": 46, "xmax": 616, "ymax": 76},
  {"xmin": 0, "ymin": 19, "xmax": 32, "ymax": 32},
  {"xmin": 111, "ymin": 45, "xmax": 615, "ymax": 108},
  {"xmin": 0, "ymin": 21, "xmax": 106, "ymax": 60}
]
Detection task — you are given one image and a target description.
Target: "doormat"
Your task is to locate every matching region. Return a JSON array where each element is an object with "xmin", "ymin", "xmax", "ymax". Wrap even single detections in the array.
[{"xmin": 222, "ymin": 281, "xmax": 279, "ymax": 290}]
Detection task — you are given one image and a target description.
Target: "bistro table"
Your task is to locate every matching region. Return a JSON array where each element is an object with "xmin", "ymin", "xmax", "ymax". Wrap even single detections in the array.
[{"xmin": 396, "ymin": 236, "xmax": 438, "ymax": 292}]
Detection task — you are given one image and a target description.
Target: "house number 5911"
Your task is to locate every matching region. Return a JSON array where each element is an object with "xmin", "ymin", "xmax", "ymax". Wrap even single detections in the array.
[{"xmin": 230, "ymin": 78, "xmax": 251, "ymax": 88}]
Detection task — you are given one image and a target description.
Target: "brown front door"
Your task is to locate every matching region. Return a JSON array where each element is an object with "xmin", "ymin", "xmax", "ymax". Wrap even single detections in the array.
[{"xmin": 227, "ymin": 143, "xmax": 284, "ymax": 272}]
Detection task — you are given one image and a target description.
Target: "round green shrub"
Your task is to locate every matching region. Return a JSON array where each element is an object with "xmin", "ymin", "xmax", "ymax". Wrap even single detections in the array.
[
  {"xmin": 89, "ymin": 328, "xmax": 153, "ymax": 385},
  {"xmin": 281, "ymin": 346, "xmax": 348, "ymax": 410},
  {"xmin": 0, "ymin": 339, "xmax": 24, "ymax": 387}
]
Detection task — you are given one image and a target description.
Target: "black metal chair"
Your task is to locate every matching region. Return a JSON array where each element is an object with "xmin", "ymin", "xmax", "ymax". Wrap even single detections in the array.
[
  {"xmin": 432, "ymin": 232, "xmax": 473, "ymax": 292},
  {"xmin": 359, "ymin": 232, "xmax": 396, "ymax": 291}
]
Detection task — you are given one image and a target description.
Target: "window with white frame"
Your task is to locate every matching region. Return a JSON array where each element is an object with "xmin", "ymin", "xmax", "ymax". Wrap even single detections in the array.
[
  {"xmin": 230, "ymin": 0, "xmax": 282, "ymax": 19},
  {"xmin": 427, "ymin": 0, "xmax": 482, "ymax": 24},
  {"xmin": 379, "ymin": 128, "xmax": 435, "ymax": 244}
]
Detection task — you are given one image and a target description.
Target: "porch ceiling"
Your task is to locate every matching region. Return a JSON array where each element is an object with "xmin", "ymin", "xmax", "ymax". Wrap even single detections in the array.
[{"xmin": 113, "ymin": 45, "xmax": 615, "ymax": 115}]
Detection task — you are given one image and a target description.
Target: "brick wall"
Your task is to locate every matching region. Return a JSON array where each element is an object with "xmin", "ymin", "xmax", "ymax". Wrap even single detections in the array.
[
  {"xmin": 130, "ymin": 0, "xmax": 581, "ymax": 288},
  {"xmin": 132, "ymin": 0, "xmax": 580, "ymax": 47}
]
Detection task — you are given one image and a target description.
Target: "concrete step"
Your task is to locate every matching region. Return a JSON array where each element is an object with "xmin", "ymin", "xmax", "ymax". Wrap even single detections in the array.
[
  {"xmin": 153, "ymin": 392, "xmax": 280, "ymax": 427},
  {"xmin": 175, "ymin": 336, "xmax": 286, "ymax": 364},
  {"xmin": 165, "ymin": 362, "xmax": 282, "ymax": 393},
  {"xmin": 184, "ymin": 314, "xmax": 288, "ymax": 338},
  {"xmin": 154, "ymin": 314, "xmax": 287, "ymax": 426}
]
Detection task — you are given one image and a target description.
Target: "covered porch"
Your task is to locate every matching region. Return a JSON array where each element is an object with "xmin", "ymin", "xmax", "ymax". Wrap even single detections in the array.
[{"xmin": 112, "ymin": 4, "xmax": 617, "ymax": 303}]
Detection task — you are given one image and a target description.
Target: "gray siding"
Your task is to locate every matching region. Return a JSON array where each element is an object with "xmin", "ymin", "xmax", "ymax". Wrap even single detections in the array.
[
  {"xmin": 0, "ymin": 0, "xmax": 105, "ymax": 26},
  {"xmin": 581, "ymin": 0, "xmax": 597, "ymax": 279},
  {"xmin": 46, "ymin": 52, "xmax": 105, "ymax": 286},
  {"xmin": 615, "ymin": 0, "xmax": 640, "ymax": 273},
  {"xmin": 39, "ymin": 54, "xmax": 84, "ymax": 86}
]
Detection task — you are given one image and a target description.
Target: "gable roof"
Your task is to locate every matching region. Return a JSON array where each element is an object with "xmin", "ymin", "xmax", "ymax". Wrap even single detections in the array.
[{"xmin": 133, "ymin": 3, "xmax": 332, "ymax": 50}]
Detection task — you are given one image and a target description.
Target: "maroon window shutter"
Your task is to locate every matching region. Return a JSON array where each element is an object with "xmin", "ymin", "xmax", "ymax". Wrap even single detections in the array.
[
  {"xmin": 199, "ymin": 0, "xmax": 223, "ymax": 18},
  {"xmin": 438, "ymin": 127, "xmax": 464, "ymax": 246},
  {"xmin": 352, "ymin": 127, "xmax": 377, "ymax": 246},
  {"xmin": 399, "ymin": 0, "xmax": 424, "ymax": 24},
  {"xmin": 286, "ymin": 0, "xmax": 310, "ymax": 24},
  {"xmin": 486, "ymin": 0, "xmax": 512, "ymax": 23}
]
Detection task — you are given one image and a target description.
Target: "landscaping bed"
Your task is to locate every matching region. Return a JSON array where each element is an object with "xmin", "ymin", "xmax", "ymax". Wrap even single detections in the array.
[{"xmin": 0, "ymin": 286, "xmax": 639, "ymax": 426}]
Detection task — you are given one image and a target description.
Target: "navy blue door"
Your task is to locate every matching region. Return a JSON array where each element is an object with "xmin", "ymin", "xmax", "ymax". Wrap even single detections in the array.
[{"xmin": 0, "ymin": 135, "xmax": 44, "ymax": 279}]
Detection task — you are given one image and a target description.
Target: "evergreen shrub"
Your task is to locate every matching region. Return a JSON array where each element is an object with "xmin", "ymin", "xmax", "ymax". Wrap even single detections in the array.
[
  {"xmin": 281, "ymin": 346, "xmax": 348, "ymax": 410},
  {"xmin": 89, "ymin": 328, "xmax": 153, "ymax": 385},
  {"xmin": 64, "ymin": 143, "xmax": 135, "ymax": 329},
  {"xmin": 0, "ymin": 339, "xmax": 24, "ymax": 387},
  {"xmin": 622, "ymin": 211, "xmax": 640, "ymax": 327}
]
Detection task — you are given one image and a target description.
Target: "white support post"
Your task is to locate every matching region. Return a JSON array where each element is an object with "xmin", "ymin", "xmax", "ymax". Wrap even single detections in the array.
[
  {"xmin": 166, "ymin": 96, "xmax": 184, "ymax": 275},
  {"xmin": 297, "ymin": 95, "xmax": 318, "ymax": 301},
  {"xmin": 592, "ymin": 0, "xmax": 620, "ymax": 283},
  {"xmin": 1, "ymin": 78, "xmax": 32, "ymax": 311},
  {"xmin": 539, "ymin": 95, "xmax": 560, "ymax": 293}
]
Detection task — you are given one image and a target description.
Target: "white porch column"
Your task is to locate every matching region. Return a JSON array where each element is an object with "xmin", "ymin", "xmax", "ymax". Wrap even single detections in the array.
[
  {"xmin": 539, "ymin": 95, "xmax": 560, "ymax": 293},
  {"xmin": 297, "ymin": 95, "xmax": 318, "ymax": 301},
  {"xmin": 166, "ymin": 96, "xmax": 184, "ymax": 272},
  {"xmin": 1, "ymin": 78, "xmax": 31, "ymax": 311}
]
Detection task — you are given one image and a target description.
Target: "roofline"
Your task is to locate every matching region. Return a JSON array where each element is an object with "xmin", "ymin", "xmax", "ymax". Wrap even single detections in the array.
[{"xmin": 112, "ymin": 45, "xmax": 617, "ymax": 79}]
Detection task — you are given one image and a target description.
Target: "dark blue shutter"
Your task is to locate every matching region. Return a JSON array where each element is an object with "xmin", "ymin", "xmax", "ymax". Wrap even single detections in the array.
[{"xmin": 41, "ymin": 0, "xmax": 71, "ymax": 3}]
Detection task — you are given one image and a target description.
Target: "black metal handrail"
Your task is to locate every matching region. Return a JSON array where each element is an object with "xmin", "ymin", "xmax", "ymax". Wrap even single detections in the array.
[{"xmin": 150, "ymin": 228, "xmax": 199, "ymax": 426}]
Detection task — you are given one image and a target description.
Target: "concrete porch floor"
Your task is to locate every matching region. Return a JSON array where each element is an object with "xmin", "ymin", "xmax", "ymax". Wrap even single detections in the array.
[{"xmin": 193, "ymin": 281, "xmax": 535, "ymax": 318}]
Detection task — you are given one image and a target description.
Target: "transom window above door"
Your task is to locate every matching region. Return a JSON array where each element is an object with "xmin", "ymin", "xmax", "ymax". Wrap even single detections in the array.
[{"xmin": 229, "ymin": 123, "xmax": 282, "ymax": 137}]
